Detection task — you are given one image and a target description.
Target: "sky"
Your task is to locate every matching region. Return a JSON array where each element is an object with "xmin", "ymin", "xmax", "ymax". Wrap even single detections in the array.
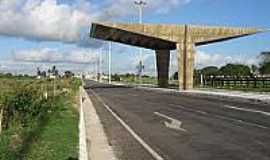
[{"xmin": 0, "ymin": 0, "xmax": 269, "ymax": 76}]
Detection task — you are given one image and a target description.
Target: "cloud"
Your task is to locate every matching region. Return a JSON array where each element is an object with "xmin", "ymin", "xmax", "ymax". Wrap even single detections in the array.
[
  {"xmin": 0, "ymin": 0, "xmax": 191, "ymax": 47},
  {"xmin": 195, "ymin": 50, "xmax": 259, "ymax": 69},
  {"xmin": 13, "ymin": 48, "xmax": 99, "ymax": 64},
  {"xmin": 0, "ymin": 0, "xmax": 94, "ymax": 44}
]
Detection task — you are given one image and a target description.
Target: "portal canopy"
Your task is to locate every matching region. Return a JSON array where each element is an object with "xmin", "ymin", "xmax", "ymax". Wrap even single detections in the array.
[
  {"xmin": 90, "ymin": 22, "xmax": 263, "ymax": 49},
  {"xmin": 90, "ymin": 22, "xmax": 264, "ymax": 90},
  {"xmin": 90, "ymin": 23, "xmax": 176, "ymax": 50}
]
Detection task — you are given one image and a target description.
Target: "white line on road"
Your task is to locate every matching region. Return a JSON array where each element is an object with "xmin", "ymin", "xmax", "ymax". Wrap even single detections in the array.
[
  {"xmin": 223, "ymin": 105, "xmax": 270, "ymax": 116},
  {"xmin": 154, "ymin": 112, "xmax": 176, "ymax": 122},
  {"xmin": 154, "ymin": 112, "xmax": 188, "ymax": 132},
  {"xmin": 170, "ymin": 104, "xmax": 270, "ymax": 130},
  {"xmin": 90, "ymin": 90, "xmax": 164, "ymax": 160}
]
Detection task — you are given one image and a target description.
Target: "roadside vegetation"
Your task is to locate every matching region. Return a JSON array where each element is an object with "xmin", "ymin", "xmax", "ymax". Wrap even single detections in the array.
[{"xmin": 0, "ymin": 76, "xmax": 81, "ymax": 160}]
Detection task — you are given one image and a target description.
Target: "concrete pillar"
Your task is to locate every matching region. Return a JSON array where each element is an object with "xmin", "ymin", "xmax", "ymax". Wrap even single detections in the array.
[
  {"xmin": 177, "ymin": 26, "xmax": 195, "ymax": 90},
  {"xmin": 155, "ymin": 49, "xmax": 170, "ymax": 88}
]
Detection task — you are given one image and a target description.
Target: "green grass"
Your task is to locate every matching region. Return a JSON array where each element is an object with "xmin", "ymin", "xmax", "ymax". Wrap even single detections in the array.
[
  {"xmin": 22, "ymin": 95, "xmax": 79, "ymax": 160},
  {"xmin": 0, "ymin": 77, "xmax": 80, "ymax": 160}
]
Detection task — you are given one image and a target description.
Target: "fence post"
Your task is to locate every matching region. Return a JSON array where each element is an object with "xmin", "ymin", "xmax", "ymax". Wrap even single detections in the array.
[
  {"xmin": 0, "ymin": 107, "xmax": 3, "ymax": 134},
  {"xmin": 254, "ymin": 78, "xmax": 257, "ymax": 88}
]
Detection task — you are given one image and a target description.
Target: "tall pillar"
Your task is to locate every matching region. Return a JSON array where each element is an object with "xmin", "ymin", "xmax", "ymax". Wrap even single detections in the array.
[
  {"xmin": 177, "ymin": 25, "xmax": 195, "ymax": 90},
  {"xmin": 155, "ymin": 49, "xmax": 170, "ymax": 88}
]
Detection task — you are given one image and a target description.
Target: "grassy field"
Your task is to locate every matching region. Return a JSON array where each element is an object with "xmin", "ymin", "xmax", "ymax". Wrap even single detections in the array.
[{"xmin": 0, "ymin": 77, "xmax": 80, "ymax": 160}]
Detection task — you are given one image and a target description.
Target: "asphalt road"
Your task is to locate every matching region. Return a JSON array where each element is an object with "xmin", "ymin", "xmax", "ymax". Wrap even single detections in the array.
[{"xmin": 84, "ymin": 80, "xmax": 270, "ymax": 160}]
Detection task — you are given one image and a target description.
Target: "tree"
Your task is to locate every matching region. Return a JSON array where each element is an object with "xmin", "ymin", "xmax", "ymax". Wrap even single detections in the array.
[
  {"xmin": 41, "ymin": 71, "xmax": 46, "ymax": 77},
  {"xmin": 259, "ymin": 63, "xmax": 270, "ymax": 75},
  {"xmin": 136, "ymin": 61, "xmax": 144, "ymax": 76},
  {"xmin": 251, "ymin": 65, "xmax": 258, "ymax": 74},
  {"xmin": 112, "ymin": 74, "xmax": 120, "ymax": 81},
  {"xmin": 201, "ymin": 66, "xmax": 219, "ymax": 76},
  {"xmin": 64, "ymin": 71, "xmax": 74, "ymax": 78},
  {"xmin": 219, "ymin": 64, "xmax": 251, "ymax": 77},
  {"xmin": 37, "ymin": 67, "xmax": 41, "ymax": 76},
  {"xmin": 259, "ymin": 52, "xmax": 270, "ymax": 75},
  {"xmin": 48, "ymin": 66, "xmax": 59, "ymax": 77}
]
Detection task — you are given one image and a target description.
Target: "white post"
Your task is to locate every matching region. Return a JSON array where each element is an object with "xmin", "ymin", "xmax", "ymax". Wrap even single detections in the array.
[
  {"xmin": 95, "ymin": 53, "xmax": 98, "ymax": 81},
  {"xmin": 134, "ymin": 1, "xmax": 146, "ymax": 85},
  {"xmin": 139, "ymin": 9, "xmax": 143, "ymax": 84},
  {"xmin": 200, "ymin": 74, "xmax": 204, "ymax": 87},
  {"xmin": 99, "ymin": 48, "xmax": 103, "ymax": 82},
  {"xmin": 108, "ymin": 42, "xmax": 112, "ymax": 84},
  {"xmin": 0, "ymin": 108, "xmax": 3, "ymax": 134}
]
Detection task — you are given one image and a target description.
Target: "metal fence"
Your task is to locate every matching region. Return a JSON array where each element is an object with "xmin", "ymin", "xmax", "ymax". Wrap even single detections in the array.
[{"xmin": 196, "ymin": 76, "xmax": 270, "ymax": 88}]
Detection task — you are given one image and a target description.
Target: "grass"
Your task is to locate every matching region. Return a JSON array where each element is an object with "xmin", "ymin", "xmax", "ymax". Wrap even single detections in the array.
[
  {"xmin": 0, "ymin": 77, "xmax": 80, "ymax": 160},
  {"xmin": 21, "ymin": 95, "xmax": 79, "ymax": 160}
]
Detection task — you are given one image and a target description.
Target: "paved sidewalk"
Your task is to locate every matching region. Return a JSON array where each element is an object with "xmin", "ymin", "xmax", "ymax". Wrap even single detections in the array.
[
  {"xmin": 79, "ymin": 87, "xmax": 117, "ymax": 160},
  {"xmin": 183, "ymin": 89, "xmax": 270, "ymax": 104},
  {"xmin": 111, "ymin": 81, "xmax": 270, "ymax": 104}
]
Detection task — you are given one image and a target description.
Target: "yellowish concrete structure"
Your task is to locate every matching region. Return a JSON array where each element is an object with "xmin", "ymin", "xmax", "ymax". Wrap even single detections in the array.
[{"xmin": 90, "ymin": 23, "xmax": 263, "ymax": 90}]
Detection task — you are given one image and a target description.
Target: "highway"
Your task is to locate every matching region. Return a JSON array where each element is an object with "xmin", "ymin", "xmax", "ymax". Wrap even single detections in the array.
[{"xmin": 84, "ymin": 80, "xmax": 270, "ymax": 160}]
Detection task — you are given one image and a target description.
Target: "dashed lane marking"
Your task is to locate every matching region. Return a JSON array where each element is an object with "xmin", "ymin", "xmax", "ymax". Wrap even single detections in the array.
[
  {"xmin": 223, "ymin": 105, "xmax": 270, "ymax": 117},
  {"xmin": 170, "ymin": 104, "xmax": 270, "ymax": 130}
]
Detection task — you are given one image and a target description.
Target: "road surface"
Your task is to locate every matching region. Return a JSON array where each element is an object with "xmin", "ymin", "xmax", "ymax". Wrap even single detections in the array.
[{"xmin": 84, "ymin": 80, "xmax": 270, "ymax": 160}]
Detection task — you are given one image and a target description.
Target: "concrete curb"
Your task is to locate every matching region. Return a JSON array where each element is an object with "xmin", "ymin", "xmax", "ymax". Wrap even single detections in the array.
[
  {"xmin": 80, "ymin": 87, "xmax": 117, "ymax": 160},
  {"xmin": 137, "ymin": 86, "xmax": 270, "ymax": 105},
  {"xmin": 79, "ymin": 87, "xmax": 89, "ymax": 160},
  {"xmin": 182, "ymin": 90, "xmax": 270, "ymax": 104},
  {"xmin": 94, "ymin": 80, "xmax": 270, "ymax": 104}
]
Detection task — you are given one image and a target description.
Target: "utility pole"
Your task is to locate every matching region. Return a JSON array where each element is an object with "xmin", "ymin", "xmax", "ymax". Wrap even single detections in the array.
[
  {"xmin": 108, "ymin": 42, "xmax": 112, "ymax": 84},
  {"xmin": 99, "ymin": 48, "xmax": 103, "ymax": 82},
  {"xmin": 95, "ymin": 52, "xmax": 98, "ymax": 81},
  {"xmin": 134, "ymin": 0, "xmax": 146, "ymax": 85}
]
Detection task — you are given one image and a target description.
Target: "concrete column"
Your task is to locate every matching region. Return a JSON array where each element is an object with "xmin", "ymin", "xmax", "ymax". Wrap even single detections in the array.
[
  {"xmin": 177, "ymin": 26, "xmax": 195, "ymax": 90},
  {"xmin": 155, "ymin": 49, "xmax": 170, "ymax": 88}
]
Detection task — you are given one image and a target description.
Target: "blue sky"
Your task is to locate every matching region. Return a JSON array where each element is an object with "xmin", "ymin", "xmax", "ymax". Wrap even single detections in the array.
[{"xmin": 0, "ymin": 0, "xmax": 269, "ymax": 75}]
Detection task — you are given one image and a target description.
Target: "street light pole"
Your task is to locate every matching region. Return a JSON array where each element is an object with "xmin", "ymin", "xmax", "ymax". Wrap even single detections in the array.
[
  {"xmin": 108, "ymin": 42, "xmax": 112, "ymax": 84},
  {"xmin": 95, "ymin": 51, "xmax": 98, "ymax": 81},
  {"xmin": 99, "ymin": 48, "xmax": 103, "ymax": 82},
  {"xmin": 134, "ymin": 0, "xmax": 146, "ymax": 85}
]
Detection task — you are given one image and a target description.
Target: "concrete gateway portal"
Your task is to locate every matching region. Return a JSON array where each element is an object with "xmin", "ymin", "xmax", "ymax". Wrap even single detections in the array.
[{"xmin": 90, "ymin": 23, "xmax": 263, "ymax": 90}]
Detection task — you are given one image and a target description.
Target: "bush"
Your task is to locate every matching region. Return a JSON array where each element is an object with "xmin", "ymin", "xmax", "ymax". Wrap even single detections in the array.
[{"xmin": 2, "ymin": 83, "xmax": 51, "ymax": 129}]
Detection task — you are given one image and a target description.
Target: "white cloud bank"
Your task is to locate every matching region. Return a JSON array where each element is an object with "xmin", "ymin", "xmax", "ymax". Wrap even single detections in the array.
[
  {"xmin": 0, "ymin": 0, "xmax": 190, "ymax": 47},
  {"xmin": 0, "ymin": 48, "xmax": 259, "ymax": 75},
  {"xmin": 195, "ymin": 50, "xmax": 259, "ymax": 69},
  {"xmin": 0, "ymin": 0, "xmax": 92, "ymax": 44},
  {"xmin": 13, "ymin": 48, "xmax": 99, "ymax": 64}
]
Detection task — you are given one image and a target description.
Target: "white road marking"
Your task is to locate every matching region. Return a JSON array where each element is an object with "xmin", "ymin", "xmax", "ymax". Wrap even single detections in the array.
[
  {"xmin": 90, "ymin": 90, "xmax": 164, "ymax": 160},
  {"xmin": 154, "ymin": 112, "xmax": 188, "ymax": 132},
  {"xmin": 223, "ymin": 105, "xmax": 270, "ymax": 116},
  {"xmin": 170, "ymin": 104, "xmax": 269, "ymax": 130}
]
